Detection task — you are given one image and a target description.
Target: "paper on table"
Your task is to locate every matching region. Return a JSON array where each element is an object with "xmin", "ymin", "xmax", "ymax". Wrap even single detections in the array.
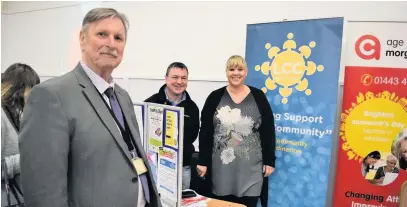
[
  {"xmin": 378, "ymin": 172, "xmax": 398, "ymax": 186},
  {"xmin": 364, "ymin": 170, "xmax": 377, "ymax": 180},
  {"xmin": 182, "ymin": 196, "xmax": 207, "ymax": 206}
]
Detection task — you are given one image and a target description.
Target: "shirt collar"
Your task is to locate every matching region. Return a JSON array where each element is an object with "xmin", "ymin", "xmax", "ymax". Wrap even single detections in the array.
[
  {"xmin": 81, "ymin": 60, "xmax": 115, "ymax": 94},
  {"xmin": 164, "ymin": 87, "xmax": 186, "ymax": 106}
]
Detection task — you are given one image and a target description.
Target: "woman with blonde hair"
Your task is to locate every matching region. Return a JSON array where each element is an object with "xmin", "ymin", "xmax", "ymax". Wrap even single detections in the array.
[
  {"xmin": 1, "ymin": 63, "xmax": 40, "ymax": 206},
  {"xmin": 392, "ymin": 129, "xmax": 407, "ymax": 170},
  {"xmin": 196, "ymin": 55, "xmax": 276, "ymax": 207}
]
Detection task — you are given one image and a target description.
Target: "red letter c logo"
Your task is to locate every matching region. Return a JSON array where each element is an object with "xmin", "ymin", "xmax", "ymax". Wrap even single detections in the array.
[{"xmin": 355, "ymin": 35, "xmax": 381, "ymax": 60}]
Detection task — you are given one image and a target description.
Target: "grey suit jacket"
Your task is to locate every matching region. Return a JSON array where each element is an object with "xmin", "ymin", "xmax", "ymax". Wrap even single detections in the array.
[
  {"xmin": 19, "ymin": 63, "xmax": 162, "ymax": 207},
  {"xmin": 1, "ymin": 107, "xmax": 23, "ymax": 206}
]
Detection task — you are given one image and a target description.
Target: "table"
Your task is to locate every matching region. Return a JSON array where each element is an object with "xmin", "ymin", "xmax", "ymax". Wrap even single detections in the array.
[
  {"xmin": 181, "ymin": 189, "xmax": 246, "ymax": 207},
  {"xmin": 206, "ymin": 198, "xmax": 246, "ymax": 207},
  {"xmin": 182, "ymin": 197, "xmax": 246, "ymax": 207}
]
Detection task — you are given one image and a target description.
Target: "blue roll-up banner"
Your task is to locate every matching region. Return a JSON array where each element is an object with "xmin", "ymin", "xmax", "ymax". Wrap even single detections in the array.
[{"xmin": 245, "ymin": 18, "xmax": 344, "ymax": 206}]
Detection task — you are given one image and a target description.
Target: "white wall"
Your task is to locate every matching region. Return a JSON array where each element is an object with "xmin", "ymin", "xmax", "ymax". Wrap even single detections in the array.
[
  {"xmin": 2, "ymin": 1, "xmax": 407, "ymax": 76},
  {"xmin": 2, "ymin": 1, "xmax": 407, "ymax": 105}
]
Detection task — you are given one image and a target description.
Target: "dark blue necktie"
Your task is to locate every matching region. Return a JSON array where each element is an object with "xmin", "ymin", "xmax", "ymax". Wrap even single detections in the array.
[{"xmin": 104, "ymin": 87, "xmax": 151, "ymax": 203}]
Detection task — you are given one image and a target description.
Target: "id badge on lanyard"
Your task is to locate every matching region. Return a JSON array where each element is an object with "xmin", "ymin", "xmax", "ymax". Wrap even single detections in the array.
[{"xmin": 130, "ymin": 150, "xmax": 148, "ymax": 175}]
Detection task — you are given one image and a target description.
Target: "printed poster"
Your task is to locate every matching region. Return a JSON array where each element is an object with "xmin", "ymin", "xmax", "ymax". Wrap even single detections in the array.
[
  {"xmin": 148, "ymin": 106, "xmax": 164, "ymax": 152},
  {"xmin": 165, "ymin": 110, "xmax": 179, "ymax": 148},
  {"xmin": 147, "ymin": 149, "xmax": 158, "ymax": 183},
  {"xmin": 333, "ymin": 21, "xmax": 407, "ymax": 207},
  {"xmin": 333, "ymin": 66, "xmax": 407, "ymax": 207},
  {"xmin": 145, "ymin": 105, "xmax": 184, "ymax": 207},
  {"xmin": 245, "ymin": 17, "xmax": 344, "ymax": 206},
  {"xmin": 158, "ymin": 147, "xmax": 178, "ymax": 207}
]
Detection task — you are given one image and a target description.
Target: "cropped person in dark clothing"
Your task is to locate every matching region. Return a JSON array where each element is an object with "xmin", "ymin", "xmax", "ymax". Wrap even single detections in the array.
[
  {"xmin": 1, "ymin": 63, "xmax": 40, "ymax": 206},
  {"xmin": 145, "ymin": 62, "xmax": 200, "ymax": 190}
]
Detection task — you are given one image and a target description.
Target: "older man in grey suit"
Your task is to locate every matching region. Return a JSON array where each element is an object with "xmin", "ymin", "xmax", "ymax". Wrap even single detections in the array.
[{"xmin": 18, "ymin": 8, "xmax": 161, "ymax": 207}]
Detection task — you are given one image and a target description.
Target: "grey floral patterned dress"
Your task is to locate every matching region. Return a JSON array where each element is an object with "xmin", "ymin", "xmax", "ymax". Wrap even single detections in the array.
[{"xmin": 211, "ymin": 91, "xmax": 263, "ymax": 197}]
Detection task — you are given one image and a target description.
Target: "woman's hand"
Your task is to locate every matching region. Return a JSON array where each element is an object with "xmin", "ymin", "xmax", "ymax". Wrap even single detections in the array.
[
  {"xmin": 196, "ymin": 165, "xmax": 207, "ymax": 177},
  {"xmin": 264, "ymin": 165, "xmax": 275, "ymax": 177}
]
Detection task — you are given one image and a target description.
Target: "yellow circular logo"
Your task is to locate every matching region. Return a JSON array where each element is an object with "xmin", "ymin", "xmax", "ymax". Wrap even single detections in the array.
[
  {"xmin": 341, "ymin": 92, "xmax": 407, "ymax": 160},
  {"xmin": 270, "ymin": 50, "xmax": 306, "ymax": 87},
  {"xmin": 254, "ymin": 33, "xmax": 324, "ymax": 104}
]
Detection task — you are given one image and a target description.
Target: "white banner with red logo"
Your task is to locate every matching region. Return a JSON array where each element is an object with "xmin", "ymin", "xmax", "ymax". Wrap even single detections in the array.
[{"xmin": 346, "ymin": 21, "xmax": 407, "ymax": 68}]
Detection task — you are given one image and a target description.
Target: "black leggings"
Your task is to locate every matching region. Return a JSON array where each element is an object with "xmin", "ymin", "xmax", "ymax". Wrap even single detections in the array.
[{"xmin": 214, "ymin": 194, "xmax": 259, "ymax": 207}]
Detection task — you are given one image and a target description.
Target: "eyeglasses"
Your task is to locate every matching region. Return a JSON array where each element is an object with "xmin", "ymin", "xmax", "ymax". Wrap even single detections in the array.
[{"xmin": 387, "ymin": 161, "xmax": 397, "ymax": 165}]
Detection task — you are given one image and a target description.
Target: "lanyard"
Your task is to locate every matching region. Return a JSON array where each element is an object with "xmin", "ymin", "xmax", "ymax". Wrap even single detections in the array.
[
  {"xmin": 130, "ymin": 150, "xmax": 140, "ymax": 159},
  {"xmin": 96, "ymin": 88, "xmax": 138, "ymax": 154}
]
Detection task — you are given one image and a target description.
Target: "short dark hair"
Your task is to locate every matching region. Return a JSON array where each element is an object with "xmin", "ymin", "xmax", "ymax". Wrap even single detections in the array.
[
  {"xmin": 1, "ymin": 63, "xmax": 40, "ymax": 130},
  {"xmin": 166, "ymin": 62, "xmax": 188, "ymax": 76},
  {"xmin": 365, "ymin": 151, "xmax": 381, "ymax": 160}
]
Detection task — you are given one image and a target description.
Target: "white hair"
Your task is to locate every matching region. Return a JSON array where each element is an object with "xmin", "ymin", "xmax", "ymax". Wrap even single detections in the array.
[
  {"xmin": 392, "ymin": 128, "xmax": 407, "ymax": 160},
  {"xmin": 82, "ymin": 8, "xmax": 129, "ymax": 37}
]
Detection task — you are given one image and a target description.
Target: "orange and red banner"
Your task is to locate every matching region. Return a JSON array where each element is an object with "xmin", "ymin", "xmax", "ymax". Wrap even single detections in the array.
[{"xmin": 333, "ymin": 66, "xmax": 407, "ymax": 207}]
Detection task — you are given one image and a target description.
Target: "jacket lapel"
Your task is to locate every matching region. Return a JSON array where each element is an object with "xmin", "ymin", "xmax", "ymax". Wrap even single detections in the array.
[
  {"xmin": 115, "ymin": 89, "xmax": 147, "ymax": 160},
  {"xmin": 73, "ymin": 64, "xmax": 132, "ymax": 163}
]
